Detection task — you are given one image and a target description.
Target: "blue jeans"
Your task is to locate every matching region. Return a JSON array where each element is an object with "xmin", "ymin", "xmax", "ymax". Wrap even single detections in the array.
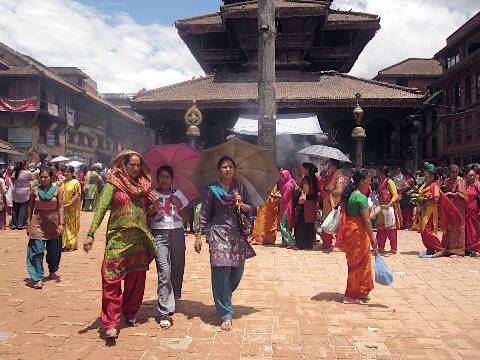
[
  {"xmin": 26, "ymin": 238, "xmax": 62, "ymax": 282},
  {"xmin": 211, "ymin": 266, "xmax": 244, "ymax": 321}
]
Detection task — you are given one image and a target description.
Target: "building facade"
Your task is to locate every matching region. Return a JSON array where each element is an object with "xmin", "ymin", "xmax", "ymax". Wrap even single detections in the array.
[
  {"xmin": 373, "ymin": 58, "xmax": 442, "ymax": 94},
  {"xmin": 133, "ymin": 0, "xmax": 423, "ymax": 169},
  {"xmin": 431, "ymin": 12, "xmax": 480, "ymax": 166},
  {"xmin": 0, "ymin": 43, "xmax": 151, "ymax": 166}
]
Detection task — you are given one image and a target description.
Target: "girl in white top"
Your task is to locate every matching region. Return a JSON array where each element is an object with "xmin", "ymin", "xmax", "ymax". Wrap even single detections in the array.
[{"xmin": 150, "ymin": 165, "xmax": 189, "ymax": 329}]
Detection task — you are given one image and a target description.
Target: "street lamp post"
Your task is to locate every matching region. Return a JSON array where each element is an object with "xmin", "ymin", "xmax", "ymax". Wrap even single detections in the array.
[{"xmin": 351, "ymin": 93, "xmax": 365, "ymax": 167}]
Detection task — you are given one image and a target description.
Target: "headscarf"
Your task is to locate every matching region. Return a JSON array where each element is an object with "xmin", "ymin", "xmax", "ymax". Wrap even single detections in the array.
[
  {"xmin": 107, "ymin": 150, "xmax": 151, "ymax": 198},
  {"xmin": 278, "ymin": 170, "xmax": 295, "ymax": 229}
]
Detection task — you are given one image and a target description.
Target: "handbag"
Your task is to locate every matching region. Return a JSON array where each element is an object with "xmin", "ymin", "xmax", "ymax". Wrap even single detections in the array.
[
  {"xmin": 298, "ymin": 192, "xmax": 306, "ymax": 205},
  {"xmin": 374, "ymin": 255, "xmax": 394, "ymax": 285},
  {"xmin": 236, "ymin": 182, "xmax": 253, "ymax": 238},
  {"xmin": 320, "ymin": 206, "xmax": 342, "ymax": 235},
  {"xmin": 382, "ymin": 206, "xmax": 396, "ymax": 228}
]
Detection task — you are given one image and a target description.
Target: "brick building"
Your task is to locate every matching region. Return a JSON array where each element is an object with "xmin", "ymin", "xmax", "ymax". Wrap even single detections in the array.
[
  {"xmin": 0, "ymin": 42, "xmax": 151, "ymax": 166},
  {"xmin": 373, "ymin": 58, "xmax": 442, "ymax": 94},
  {"xmin": 133, "ymin": 0, "xmax": 423, "ymax": 168},
  {"xmin": 431, "ymin": 12, "xmax": 480, "ymax": 166}
]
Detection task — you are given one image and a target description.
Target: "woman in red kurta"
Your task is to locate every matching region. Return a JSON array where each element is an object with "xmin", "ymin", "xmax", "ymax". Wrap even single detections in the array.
[
  {"xmin": 441, "ymin": 164, "xmax": 467, "ymax": 256},
  {"xmin": 465, "ymin": 169, "xmax": 480, "ymax": 256}
]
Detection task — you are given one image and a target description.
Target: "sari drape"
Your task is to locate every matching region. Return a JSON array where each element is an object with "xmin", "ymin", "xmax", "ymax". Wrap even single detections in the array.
[
  {"xmin": 61, "ymin": 179, "xmax": 81, "ymax": 250},
  {"xmin": 441, "ymin": 177, "xmax": 467, "ymax": 255},
  {"xmin": 252, "ymin": 185, "xmax": 280, "ymax": 244},
  {"xmin": 466, "ymin": 182, "xmax": 480, "ymax": 252},
  {"xmin": 342, "ymin": 216, "xmax": 373, "ymax": 298}
]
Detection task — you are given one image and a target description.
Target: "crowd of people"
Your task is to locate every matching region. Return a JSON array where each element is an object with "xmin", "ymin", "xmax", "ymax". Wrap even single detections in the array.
[{"xmin": 1, "ymin": 151, "xmax": 479, "ymax": 340}]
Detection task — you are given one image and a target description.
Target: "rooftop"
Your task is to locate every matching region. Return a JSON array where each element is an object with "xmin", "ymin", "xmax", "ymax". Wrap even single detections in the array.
[
  {"xmin": 0, "ymin": 42, "xmax": 143, "ymax": 125},
  {"xmin": 134, "ymin": 71, "xmax": 422, "ymax": 110},
  {"xmin": 436, "ymin": 11, "xmax": 480, "ymax": 57},
  {"xmin": 375, "ymin": 58, "xmax": 443, "ymax": 77}
]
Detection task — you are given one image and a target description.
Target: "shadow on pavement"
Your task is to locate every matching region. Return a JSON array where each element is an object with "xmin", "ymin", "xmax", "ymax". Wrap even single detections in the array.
[
  {"xmin": 173, "ymin": 299, "xmax": 260, "ymax": 326},
  {"xmin": 400, "ymin": 251, "xmax": 420, "ymax": 256},
  {"xmin": 311, "ymin": 292, "xmax": 389, "ymax": 308}
]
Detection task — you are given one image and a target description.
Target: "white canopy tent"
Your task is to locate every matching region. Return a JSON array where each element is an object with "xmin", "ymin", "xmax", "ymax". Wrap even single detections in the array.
[{"xmin": 231, "ymin": 113, "xmax": 324, "ymax": 136}]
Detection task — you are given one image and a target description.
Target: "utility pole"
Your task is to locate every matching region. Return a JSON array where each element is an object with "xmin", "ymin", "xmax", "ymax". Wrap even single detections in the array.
[{"xmin": 257, "ymin": 0, "xmax": 276, "ymax": 162}]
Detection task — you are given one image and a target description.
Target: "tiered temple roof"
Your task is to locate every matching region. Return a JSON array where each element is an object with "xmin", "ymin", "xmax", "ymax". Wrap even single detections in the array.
[{"xmin": 176, "ymin": 0, "xmax": 380, "ymax": 74}]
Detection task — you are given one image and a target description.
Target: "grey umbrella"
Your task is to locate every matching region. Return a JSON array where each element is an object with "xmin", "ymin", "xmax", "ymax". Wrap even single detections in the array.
[
  {"xmin": 298, "ymin": 145, "xmax": 351, "ymax": 162},
  {"xmin": 191, "ymin": 138, "xmax": 279, "ymax": 207}
]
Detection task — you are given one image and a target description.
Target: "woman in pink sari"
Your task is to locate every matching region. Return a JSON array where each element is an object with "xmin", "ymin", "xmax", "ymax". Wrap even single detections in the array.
[
  {"xmin": 278, "ymin": 170, "xmax": 295, "ymax": 247},
  {"xmin": 441, "ymin": 164, "xmax": 467, "ymax": 256},
  {"xmin": 465, "ymin": 168, "xmax": 480, "ymax": 256}
]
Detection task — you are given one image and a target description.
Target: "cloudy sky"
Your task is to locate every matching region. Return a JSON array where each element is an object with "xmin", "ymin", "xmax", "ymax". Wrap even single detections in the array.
[{"xmin": 0, "ymin": 0, "xmax": 478, "ymax": 93}]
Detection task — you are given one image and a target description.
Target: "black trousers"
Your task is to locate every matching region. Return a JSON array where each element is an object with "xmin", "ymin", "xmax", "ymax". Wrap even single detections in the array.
[
  {"xmin": 12, "ymin": 201, "xmax": 29, "ymax": 228},
  {"xmin": 294, "ymin": 206, "xmax": 315, "ymax": 249}
]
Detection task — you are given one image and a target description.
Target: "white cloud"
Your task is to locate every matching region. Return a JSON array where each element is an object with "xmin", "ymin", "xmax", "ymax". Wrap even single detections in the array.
[
  {"xmin": 335, "ymin": 0, "xmax": 479, "ymax": 78},
  {"xmin": 0, "ymin": 0, "xmax": 204, "ymax": 93},
  {"xmin": 0, "ymin": 0, "xmax": 478, "ymax": 93}
]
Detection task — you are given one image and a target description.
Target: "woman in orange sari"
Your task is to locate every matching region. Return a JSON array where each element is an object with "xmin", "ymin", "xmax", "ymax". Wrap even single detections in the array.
[
  {"xmin": 337, "ymin": 169, "xmax": 378, "ymax": 304},
  {"xmin": 251, "ymin": 185, "xmax": 282, "ymax": 245},
  {"xmin": 321, "ymin": 159, "xmax": 345, "ymax": 249}
]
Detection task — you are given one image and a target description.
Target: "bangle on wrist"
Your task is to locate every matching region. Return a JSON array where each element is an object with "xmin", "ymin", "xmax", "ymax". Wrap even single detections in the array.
[
  {"xmin": 59, "ymin": 223, "xmax": 65, "ymax": 226},
  {"xmin": 87, "ymin": 230, "xmax": 95, "ymax": 239}
]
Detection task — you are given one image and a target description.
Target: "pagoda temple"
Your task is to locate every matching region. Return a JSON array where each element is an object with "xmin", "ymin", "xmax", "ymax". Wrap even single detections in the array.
[{"xmin": 133, "ymin": 0, "xmax": 423, "ymax": 167}]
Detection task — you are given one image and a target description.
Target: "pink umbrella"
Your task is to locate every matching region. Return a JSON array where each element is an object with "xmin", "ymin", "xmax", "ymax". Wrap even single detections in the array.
[{"xmin": 143, "ymin": 144, "xmax": 202, "ymax": 202}]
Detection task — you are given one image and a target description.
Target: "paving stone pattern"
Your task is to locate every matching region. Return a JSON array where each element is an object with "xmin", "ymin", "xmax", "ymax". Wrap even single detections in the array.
[{"xmin": 1, "ymin": 212, "xmax": 480, "ymax": 359}]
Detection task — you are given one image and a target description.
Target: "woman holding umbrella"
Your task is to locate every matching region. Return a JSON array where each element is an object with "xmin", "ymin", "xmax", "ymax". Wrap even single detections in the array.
[{"xmin": 195, "ymin": 156, "xmax": 254, "ymax": 331}]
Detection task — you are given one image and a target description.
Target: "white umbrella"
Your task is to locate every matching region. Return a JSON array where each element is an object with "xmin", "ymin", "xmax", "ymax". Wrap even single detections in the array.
[
  {"xmin": 50, "ymin": 156, "xmax": 70, "ymax": 163},
  {"xmin": 298, "ymin": 145, "xmax": 351, "ymax": 162},
  {"xmin": 65, "ymin": 160, "xmax": 84, "ymax": 168}
]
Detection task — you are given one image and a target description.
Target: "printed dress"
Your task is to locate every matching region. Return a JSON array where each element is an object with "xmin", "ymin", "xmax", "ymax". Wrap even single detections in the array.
[{"xmin": 61, "ymin": 179, "xmax": 81, "ymax": 250}]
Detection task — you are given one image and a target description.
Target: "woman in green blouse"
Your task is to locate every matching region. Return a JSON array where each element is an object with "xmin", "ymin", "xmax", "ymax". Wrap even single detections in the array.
[{"xmin": 338, "ymin": 169, "xmax": 378, "ymax": 304}]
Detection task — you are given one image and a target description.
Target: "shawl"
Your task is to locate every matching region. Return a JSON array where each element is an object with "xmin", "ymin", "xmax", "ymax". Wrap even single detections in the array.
[
  {"xmin": 107, "ymin": 150, "xmax": 151, "ymax": 198},
  {"xmin": 208, "ymin": 181, "xmax": 237, "ymax": 206},
  {"xmin": 38, "ymin": 185, "xmax": 57, "ymax": 201},
  {"xmin": 278, "ymin": 170, "xmax": 295, "ymax": 229},
  {"xmin": 435, "ymin": 183, "xmax": 464, "ymax": 230}
]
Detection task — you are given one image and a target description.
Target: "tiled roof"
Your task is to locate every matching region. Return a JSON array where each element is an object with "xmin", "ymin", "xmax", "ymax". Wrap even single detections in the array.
[
  {"xmin": 176, "ymin": 8, "xmax": 379, "ymax": 31},
  {"xmin": 176, "ymin": 12, "xmax": 223, "ymax": 27},
  {"xmin": 222, "ymin": 0, "xmax": 330, "ymax": 13},
  {"xmin": 0, "ymin": 140, "xmax": 15, "ymax": 150},
  {"xmin": 134, "ymin": 71, "xmax": 422, "ymax": 110},
  {"xmin": 326, "ymin": 10, "xmax": 379, "ymax": 23},
  {"xmin": 376, "ymin": 58, "xmax": 443, "ymax": 77}
]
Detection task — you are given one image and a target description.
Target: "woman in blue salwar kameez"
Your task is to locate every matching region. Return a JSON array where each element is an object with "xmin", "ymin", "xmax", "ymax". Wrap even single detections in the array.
[{"xmin": 195, "ymin": 156, "xmax": 254, "ymax": 331}]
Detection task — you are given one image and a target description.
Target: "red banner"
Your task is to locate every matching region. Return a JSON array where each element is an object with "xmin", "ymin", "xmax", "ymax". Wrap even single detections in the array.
[{"xmin": 0, "ymin": 97, "xmax": 37, "ymax": 112}]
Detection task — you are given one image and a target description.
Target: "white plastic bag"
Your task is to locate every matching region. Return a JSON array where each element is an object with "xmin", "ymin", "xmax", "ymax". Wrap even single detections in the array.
[
  {"xmin": 321, "ymin": 206, "xmax": 342, "ymax": 235},
  {"xmin": 5, "ymin": 184, "xmax": 13, "ymax": 208},
  {"xmin": 382, "ymin": 206, "xmax": 396, "ymax": 227}
]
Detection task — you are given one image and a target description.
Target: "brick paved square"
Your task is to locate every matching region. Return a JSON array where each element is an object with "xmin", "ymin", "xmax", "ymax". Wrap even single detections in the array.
[{"xmin": 0, "ymin": 212, "xmax": 479, "ymax": 359}]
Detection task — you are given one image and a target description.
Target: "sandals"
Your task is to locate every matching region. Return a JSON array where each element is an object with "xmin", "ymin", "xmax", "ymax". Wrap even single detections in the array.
[
  {"xmin": 220, "ymin": 319, "xmax": 232, "ymax": 331},
  {"xmin": 105, "ymin": 328, "xmax": 118, "ymax": 338},
  {"xmin": 33, "ymin": 281, "xmax": 43, "ymax": 289},
  {"xmin": 126, "ymin": 318, "xmax": 139, "ymax": 327},
  {"xmin": 159, "ymin": 314, "xmax": 173, "ymax": 329},
  {"xmin": 343, "ymin": 297, "xmax": 366, "ymax": 305},
  {"xmin": 48, "ymin": 273, "xmax": 60, "ymax": 281}
]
